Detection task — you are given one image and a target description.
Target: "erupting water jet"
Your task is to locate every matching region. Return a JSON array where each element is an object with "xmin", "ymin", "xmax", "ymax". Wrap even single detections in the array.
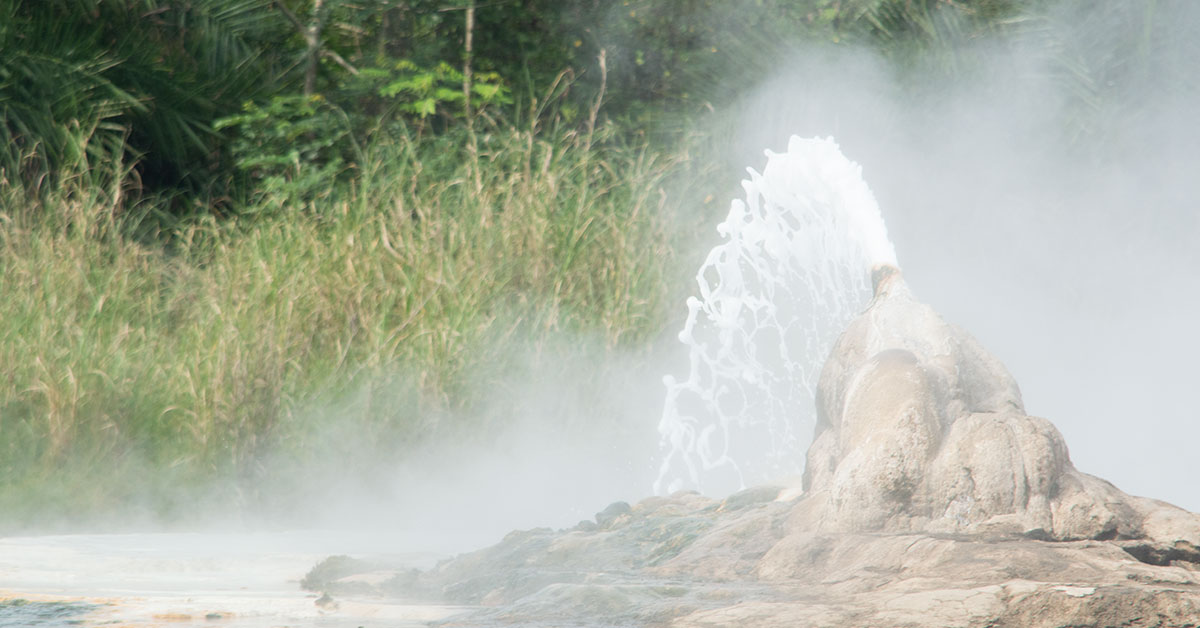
[
  {"xmin": 295, "ymin": 136, "xmax": 1200, "ymax": 627},
  {"xmin": 657, "ymin": 136, "xmax": 898, "ymax": 496},
  {"xmin": 660, "ymin": 135, "xmax": 1200, "ymax": 544}
]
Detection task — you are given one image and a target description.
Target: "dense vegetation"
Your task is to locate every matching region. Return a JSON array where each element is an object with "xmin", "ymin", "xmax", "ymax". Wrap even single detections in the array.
[{"xmin": 1, "ymin": 0, "xmax": 1194, "ymax": 529}]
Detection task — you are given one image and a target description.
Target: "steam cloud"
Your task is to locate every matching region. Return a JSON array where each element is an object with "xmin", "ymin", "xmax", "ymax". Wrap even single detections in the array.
[
  {"xmin": 713, "ymin": 2, "xmax": 1200, "ymax": 511},
  {"xmin": 234, "ymin": 1, "xmax": 1200, "ymax": 551}
]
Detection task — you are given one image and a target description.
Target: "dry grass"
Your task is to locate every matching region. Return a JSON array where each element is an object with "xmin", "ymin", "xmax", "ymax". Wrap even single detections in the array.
[{"xmin": 0, "ymin": 124, "xmax": 689, "ymax": 526}]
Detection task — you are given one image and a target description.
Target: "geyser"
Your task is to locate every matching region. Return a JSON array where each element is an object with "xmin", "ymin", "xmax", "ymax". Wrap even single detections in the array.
[
  {"xmin": 658, "ymin": 134, "xmax": 1200, "ymax": 543},
  {"xmin": 319, "ymin": 136, "xmax": 1200, "ymax": 628},
  {"xmin": 657, "ymin": 136, "xmax": 897, "ymax": 495},
  {"xmin": 803, "ymin": 266, "xmax": 1199, "ymax": 541}
]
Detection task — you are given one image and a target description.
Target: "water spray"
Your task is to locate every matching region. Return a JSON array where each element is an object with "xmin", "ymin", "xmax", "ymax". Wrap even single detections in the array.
[{"xmin": 656, "ymin": 136, "xmax": 897, "ymax": 495}]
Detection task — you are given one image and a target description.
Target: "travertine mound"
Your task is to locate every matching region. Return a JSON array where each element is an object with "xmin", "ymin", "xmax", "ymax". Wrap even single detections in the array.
[
  {"xmin": 310, "ymin": 273, "xmax": 1200, "ymax": 627},
  {"xmin": 803, "ymin": 267, "xmax": 1200, "ymax": 547}
]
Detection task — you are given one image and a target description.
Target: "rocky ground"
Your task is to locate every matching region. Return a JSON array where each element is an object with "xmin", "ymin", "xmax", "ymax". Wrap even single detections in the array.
[
  {"xmin": 305, "ymin": 270, "xmax": 1200, "ymax": 627},
  {"xmin": 304, "ymin": 487, "xmax": 1200, "ymax": 627}
]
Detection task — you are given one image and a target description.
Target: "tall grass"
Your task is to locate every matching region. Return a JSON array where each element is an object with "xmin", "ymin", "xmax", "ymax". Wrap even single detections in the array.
[{"xmin": 0, "ymin": 122, "xmax": 688, "ymax": 528}]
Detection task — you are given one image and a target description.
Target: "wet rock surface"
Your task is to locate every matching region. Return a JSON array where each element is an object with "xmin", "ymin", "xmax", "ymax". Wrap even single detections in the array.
[{"xmin": 310, "ymin": 273, "xmax": 1200, "ymax": 626}]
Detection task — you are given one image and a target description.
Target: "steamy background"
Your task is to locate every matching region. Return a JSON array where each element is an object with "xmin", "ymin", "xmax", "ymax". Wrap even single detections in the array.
[
  {"xmin": 311, "ymin": 0, "xmax": 1200, "ymax": 550},
  {"xmin": 2, "ymin": 0, "xmax": 1196, "ymax": 552},
  {"xmin": 713, "ymin": 3, "xmax": 1200, "ymax": 514}
]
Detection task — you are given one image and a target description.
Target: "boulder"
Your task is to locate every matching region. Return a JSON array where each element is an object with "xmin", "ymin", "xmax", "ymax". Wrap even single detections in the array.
[{"xmin": 802, "ymin": 267, "xmax": 1199, "ymax": 544}]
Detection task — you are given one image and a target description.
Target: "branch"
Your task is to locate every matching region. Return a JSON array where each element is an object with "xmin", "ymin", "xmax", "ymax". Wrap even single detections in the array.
[
  {"xmin": 463, "ymin": 0, "xmax": 475, "ymax": 121},
  {"xmin": 437, "ymin": 0, "xmax": 514, "ymax": 12},
  {"xmin": 272, "ymin": 1, "xmax": 306, "ymax": 35},
  {"xmin": 586, "ymin": 49, "xmax": 607, "ymax": 147},
  {"xmin": 322, "ymin": 50, "xmax": 359, "ymax": 76}
]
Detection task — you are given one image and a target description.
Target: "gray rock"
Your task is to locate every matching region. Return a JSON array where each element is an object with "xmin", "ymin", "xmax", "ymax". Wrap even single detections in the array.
[
  {"xmin": 596, "ymin": 500, "xmax": 634, "ymax": 528},
  {"xmin": 718, "ymin": 486, "xmax": 783, "ymax": 512},
  {"xmin": 328, "ymin": 270, "xmax": 1200, "ymax": 627},
  {"xmin": 802, "ymin": 269, "xmax": 1200, "ymax": 545}
]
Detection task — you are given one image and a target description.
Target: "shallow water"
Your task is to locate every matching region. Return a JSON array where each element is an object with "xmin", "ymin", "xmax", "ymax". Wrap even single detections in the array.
[
  {"xmin": 0, "ymin": 531, "xmax": 465, "ymax": 627},
  {"xmin": 0, "ymin": 598, "xmax": 96, "ymax": 627}
]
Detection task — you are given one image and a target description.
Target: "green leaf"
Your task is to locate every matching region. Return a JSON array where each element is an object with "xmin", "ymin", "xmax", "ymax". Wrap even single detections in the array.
[
  {"xmin": 434, "ymin": 87, "xmax": 464, "ymax": 102},
  {"xmin": 413, "ymin": 98, "xmax": 437, "ymax": 117},
  {"xmin": 472, "ymin": 83, "xmax": 501, "ymax": 101}
]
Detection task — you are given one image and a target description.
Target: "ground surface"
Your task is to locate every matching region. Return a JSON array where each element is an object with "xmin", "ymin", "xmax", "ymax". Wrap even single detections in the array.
[
  {"xmin": 305, "ymin": 489, "xmax": 1200, "ymax": 628},
  {"xmin": 0, "ymin": 531, "xmax": 464, "ymax": 627}
]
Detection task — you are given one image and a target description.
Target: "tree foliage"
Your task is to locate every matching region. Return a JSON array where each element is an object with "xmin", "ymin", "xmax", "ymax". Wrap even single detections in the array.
[
  {"xmin": 0, "ymin": 0, "xmax": 293, "ymax": 195},
  {"xmin": 3, "ymin": 0, "xmax": 1195, "ymax": 215}
]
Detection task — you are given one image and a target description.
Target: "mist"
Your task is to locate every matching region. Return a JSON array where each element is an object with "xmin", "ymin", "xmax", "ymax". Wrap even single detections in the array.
[
  {"xmin": 11, "ymin": 6, "xmax": 1200, "ymax": 628},
  {"xmin": 708, "ymin": 2, "xmax": 1200, "ymax": 511},
  {"xmin": 80, "ymin": 1, "xmax": 1192, "ymax": 550},
  {"xmin": 271, "ymin": 0, "xmax": 1200, "ymax": 547},
  {"xmin": 192, "ymin": 336, "xmax": 673, "ymax": 555}
]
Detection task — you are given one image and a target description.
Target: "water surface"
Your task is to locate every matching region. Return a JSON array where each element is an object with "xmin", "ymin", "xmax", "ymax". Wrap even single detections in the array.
[{"xmin": 0, "ymin": 531, "xmax": 463, "ymax": 627}]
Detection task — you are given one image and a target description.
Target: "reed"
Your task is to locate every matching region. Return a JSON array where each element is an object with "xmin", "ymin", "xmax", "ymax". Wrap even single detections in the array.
[{"xmin": 0, "ymin": 122, "xmax": 690, "ymax": 527}]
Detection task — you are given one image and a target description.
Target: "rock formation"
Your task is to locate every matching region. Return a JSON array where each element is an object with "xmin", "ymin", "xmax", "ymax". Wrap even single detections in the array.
[
  {"xmin": 306, "ymin": 274, "xmax": 1200, "ymax": 627},
  {"xmin": 803, "ymin": 266, "xmax": 1200, "ymax": 548}
]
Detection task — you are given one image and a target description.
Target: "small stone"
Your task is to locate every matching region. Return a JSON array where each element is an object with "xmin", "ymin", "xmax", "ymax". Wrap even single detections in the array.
[
  {"xmin": 1054, "ymin": 585, "xmax": 1096, "ymax": 598},
  {"xmin": 596, "ymin": 501, "xmax": 633, "ymax": 528},
  {"xmin": 718, "ymin": 486, "xmax": 783, "ymax": 511},
  {"xmin": 314, "ymin": 592, "xmax": 338, "ymax": 611}
]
